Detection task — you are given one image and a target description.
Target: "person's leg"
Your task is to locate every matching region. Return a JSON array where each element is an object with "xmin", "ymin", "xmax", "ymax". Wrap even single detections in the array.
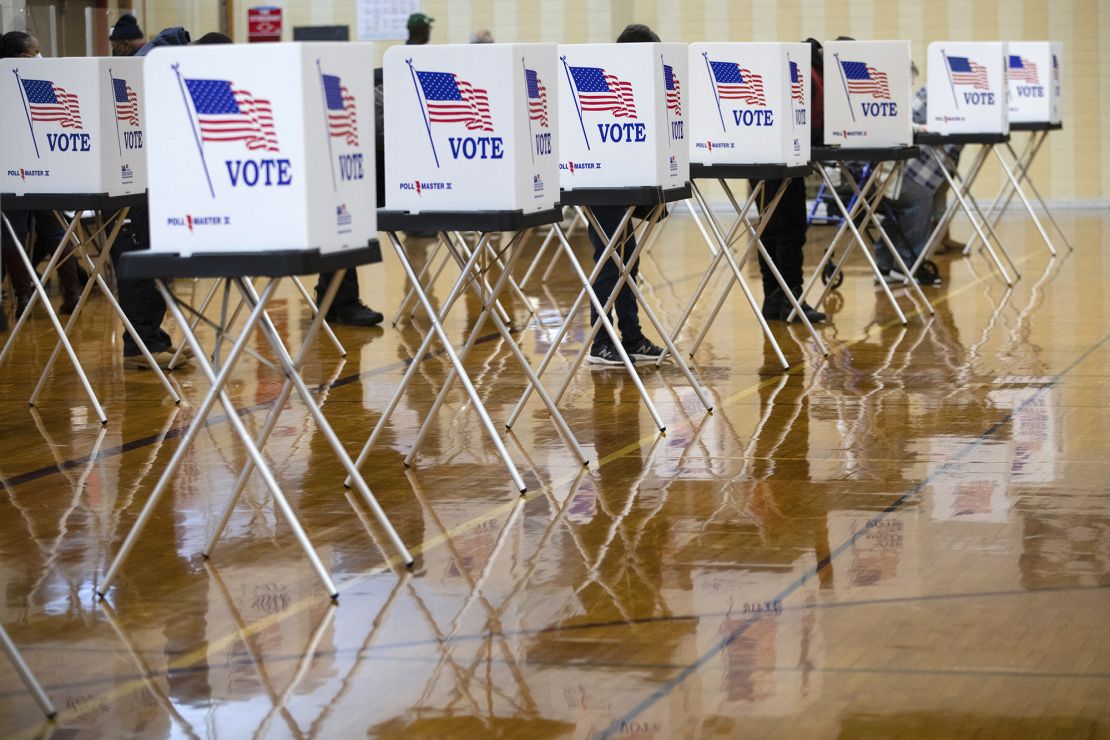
[
  {"xmin": 112, "ymin": 206, "xmax": 172, "ymax": 360},
  {"xmin": 31, "ymin": 211, "xmax": 81, "ymax": 313},
  {"xmin": 588, "ymin": 206, "xmax": 632, "ymax": 346},
  {"xmin": 753, "ymin": 178, "xmax": 825, "ymax": 322},
  {"xmin": 1, "ymin": 210, "xmax": 34, "ymax": 316},
  {"xmin": 317, "ymin": 268, "xmax": 383, "ymax": 326}
]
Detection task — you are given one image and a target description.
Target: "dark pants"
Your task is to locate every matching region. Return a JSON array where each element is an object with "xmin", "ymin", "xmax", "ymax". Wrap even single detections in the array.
[
  {"xmin": 752, "ymin": 177, "xmax": 808, "ymax": 298},
  {"xmin": 587, "ymin": 206, "xmax": 642, "ymax": 346},
  {"xmin": 315, "ymin": 269, "xmax": 360, "ymax": 309},
  {"xmin": 112, "ymin": 206, "xmax": 170, "ymax": 355},
  {"xmin": 3, "ymin": 209, "xmax": 81, "ymax": 306}
]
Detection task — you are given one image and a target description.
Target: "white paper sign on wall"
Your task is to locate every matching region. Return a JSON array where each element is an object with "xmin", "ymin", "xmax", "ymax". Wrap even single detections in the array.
[
  {"xmin": 144, "ymin": 42, "xmax": 376, "ymax": 256},
  {"xmin": 1007, "ymin": 41, "xmax": 1062, "ymax": 124},
  {"xmin": 557, "ymin": 42, "xmax": 689, "ymax": 190},
  {"xmin": 688, "ymin": 42, "xmax": 810, "ymax": 166},
  {"xmin": 927, "ymin": 41, "xmax": 1009, "ymax": 134},
  {"xmin": 822, "ymin": 40, "xmax": 912, "ymax": 148},
  {"xmin": 0, "ymin": 57, "xmax": 147, "ymax": 197},
  {"xmin": 384, "ymin": 43, "xmax": 559, "ymax": 214}
]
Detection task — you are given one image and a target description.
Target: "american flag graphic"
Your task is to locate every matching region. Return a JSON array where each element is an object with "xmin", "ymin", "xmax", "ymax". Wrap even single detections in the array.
[
  {"xmin": 1008, "ymin": 55, "xmax": 1039, "ymax": 84},
  {"xmin": 568, "ymin": 66, "xmax": 637, "ymax": 118},
  {"xmin": 663, "ymin": 63, "xmax": 681, "ymax": 116},
  {"xmin": 789, "ymin": 60, "xmax": 805, "ymax": 104},
  {"xmin": 946, "ymin": 55, "xmax": 990, "ymax": 90},
  {"xmin": 184, "ymin": 78, "xmax": 279, "ymax": 152},
  {"xmin": 416, "ymin": 70, "xmax": 493, "ymax": 131},
  {"xmin": 21, "ymin": 79, "xmax": 83, "ymax": 129},
  {"xmin": 525, "ymin": 68, "xmax": 548, "ymax": 128},
  {"xmin": 839, "ymin": 61, "xmax": 891, "ymax": 99},
  {"xmin": 113, "ymin": 77, "xmax": 140, "ymax": 127},
  {"xmin": 322, "ymin": 73, "xmax": 359, "ymax": 146},
  {"xmin": 708, "ymin": 61, "xmax": 766, "ymax": 106}
]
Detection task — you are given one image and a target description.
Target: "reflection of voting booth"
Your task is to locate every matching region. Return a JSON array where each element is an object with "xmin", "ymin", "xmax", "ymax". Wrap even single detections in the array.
[
  {"xmin": 0, "ymin": 57, "xmax": 177, "ymax": 421},
  {"xmin": 351, "ymin": 43, "xmax": 584, "ymax": 494},
  {"xmin": 804, "ymin": 40, "xmax": 933, "ymax": 325},
  {"xmin": 99, "ymin": 42, "xmax": 412, "ymax": 603},
  {"xmin": 509, "ymin": 42, "xmax": 712, "ymax": 435},
  {"xmin": 679, "ymin": 42, "xmax": 826, "ymax": 372}
]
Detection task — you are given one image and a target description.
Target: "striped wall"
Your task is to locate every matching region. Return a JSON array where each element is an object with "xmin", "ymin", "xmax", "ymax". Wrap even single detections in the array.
[{"xmin": 111, "ymin": 0, "xmax": 1110, "ymax": 202}]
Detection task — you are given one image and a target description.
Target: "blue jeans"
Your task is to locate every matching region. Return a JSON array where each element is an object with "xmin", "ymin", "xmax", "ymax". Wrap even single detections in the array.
[{"xmin": 877, "ymin": 175, "xmax": 933, "ymax": 274}]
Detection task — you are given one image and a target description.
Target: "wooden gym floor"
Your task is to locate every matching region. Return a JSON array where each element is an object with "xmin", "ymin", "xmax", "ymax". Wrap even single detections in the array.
[{"xmin": 1, "ymin": 206, "xmax": 1108, "ymax": 738}]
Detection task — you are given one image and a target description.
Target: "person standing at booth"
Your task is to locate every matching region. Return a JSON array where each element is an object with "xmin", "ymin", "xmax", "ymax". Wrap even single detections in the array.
[
  {"xmin": 109, "ymin": 14, "xmax": 146, "ymax": 57},
  {"xmin": 751, "ymin": 38, "xmax": 827, "ymax": 325},
  {"xmin": 586, "ymin": 23, "xmax": 667, "ymax": 366}
]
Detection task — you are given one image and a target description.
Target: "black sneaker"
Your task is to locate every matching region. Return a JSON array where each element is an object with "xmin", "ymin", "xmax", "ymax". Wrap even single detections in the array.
[
  {"xmin": 915, "ymin": 261, "xmax": 943, "ymax": 286},
  {"xmin": 327, "ymin": 301, "xmax": 384, "ymax": 327},
  {"xmin": 587, "ymin": 341, "xmax": 624, "ymax": 366},
  {"xmin": 623, "ymin": 337, "xmax": 667, "ymax": 364}
]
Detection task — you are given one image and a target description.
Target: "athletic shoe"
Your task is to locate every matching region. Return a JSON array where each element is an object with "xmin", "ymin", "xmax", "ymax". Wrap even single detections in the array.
[
  {"xmin": 124, "ymin": 351, "xmax": 191, "ymax": 371},
  {"xmin": 915, "ymin": 262, "xmax": 943, "ymax": 286},
  {"xmin": 623, "ymin": 337, "xmax": 667, "ymax": 364},
  {"xmin": 327, "ymin": 301, "xmax": 384, "ymax": 327},
  {"xmin": 587, "ymin": 341, "xmax": 624, "ymax": 366}
]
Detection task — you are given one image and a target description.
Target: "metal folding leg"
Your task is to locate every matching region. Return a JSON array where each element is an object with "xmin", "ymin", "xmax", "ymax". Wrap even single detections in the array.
[
  {"xmin": 519, "ymin": 206, "xmax": 588, "ymax": 288},
  {"xmin": 98, "ymin": 278, "xmax": 343, "ymax": 600},
  {"xmin": 203, "ymin": 271, "xmax": 413, "ymax": 566},
  {"xmin": 990, "ymin": 144, "xmax": 1059, "ymax": 256},
  {"xmin": 0, "ymin": 623, "xmax": 56, "ymax": 719}
]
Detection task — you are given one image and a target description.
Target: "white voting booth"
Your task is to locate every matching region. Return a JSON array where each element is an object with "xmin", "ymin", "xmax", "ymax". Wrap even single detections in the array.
[
  {"xmin": 926, "ymin": 41, "xmax": 1009, "ymax": 134},
  {"xmin": 1007, "ymin": 41, "xmax": 1062, "ymax": 124},
  {"xmin": 823, "ymin": 40, "xmax": 912, "ymax": 148},
  {"xmin": 0, "ymin": 57, "xmax": 146, "ymax": 196},
  {"xmin": 556, "ymin": 42, "xmax": 689, "ymax": 191},
  {"xmin": 384, "ymin": 43, "xmax": 559, "ymax": 213},
  {"xmin": 144, "ymin": 42, "xmax": 376, "ymax": 256},
  {"xmin": 688, "ymin": 42, "xmax": 810, "ymax": 165}
]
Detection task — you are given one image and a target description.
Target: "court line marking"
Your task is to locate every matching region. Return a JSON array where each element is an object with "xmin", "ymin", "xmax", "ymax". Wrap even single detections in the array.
[{"xmin": 9, "ymin": 249, "xmax": 1052, "ymax": 736}]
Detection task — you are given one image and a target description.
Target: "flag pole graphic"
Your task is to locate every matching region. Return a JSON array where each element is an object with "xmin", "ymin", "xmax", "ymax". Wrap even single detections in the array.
[
  {"xmin": 316, "ymin": 59, "xmax": 338, "ymax": 191},
  {"xmin": 109, "ymin": 68, "xmax": 123, "ymax": 156},
  {"xmin": 12, "ymin": 69, "xmax": 40, "ymax": 159},
  {"xmin": 703, "ymin": 52, "xmax": 726, "ymax": 134},
  {"xmin": 661, "ymin": 54, "xmax": 672, "ymax": 148},
  {"xmin": 941, "ymin": 48, "xmax": 960, "ymax": 109},
  {"xmin": 560, "ymin": 55, "xmax": 590, "ymax": 150},
  {"xmin": 787, "ymin": 54, "xmax": 797, "ymax": 133},
  {"xmin": 522, "ymin": 57, "xmax": 534, "ymax": 164},
  {"xmin": 173, "ymin": 63, "xmax": 215, "ymax": 198},
  {"xmin": 406, "ymin": 59, "xmax": 440, "ymax": 168},
  {"xmin": 833, "ymin": 53, "xmax": 856, "ymax": 122}
]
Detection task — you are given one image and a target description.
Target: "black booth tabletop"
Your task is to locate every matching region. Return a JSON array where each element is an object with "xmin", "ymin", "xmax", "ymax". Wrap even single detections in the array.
[
  {"xmin": 0, "ymin": 191, "xmax": 148, "ymax": 211},
  {"xmin": 1009, "ymin": 121, "xmax": 1063, "ymax": 132},
  {"xmin": 377, "ymin": 207, "xmax": 562, "ymax": 233},
  {"xmin": 690, "ymin": 163, "xmax": 812, "ymax": 181},
  {"xmin": 559, "ymin": 184, "xmax": 692, "ymax": 207},
  {"xmin": 117, "ymin": 242, "xmax": 382, "ymax": 280},
  {"xmin": 913, "ymin": 132, "xmax": 1011, "ymax": 145},
  {"xmin": 811, "ymin": 145, "xmax": 920, "ymax": 162}
]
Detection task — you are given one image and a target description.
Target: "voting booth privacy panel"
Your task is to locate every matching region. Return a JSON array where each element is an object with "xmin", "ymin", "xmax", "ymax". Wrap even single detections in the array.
[
  {"xmin": 927, "ymin": 42, "xmax": 1009, "ymax": 135},
  {"xmin": 688, "ymin": 43, "xmax": 811, "ymax": 166},
  {"xmin": 144, "ymin": 42, "xmax": 376, "ymax": 256},
  {"xmin": 384, "ymin": 43, "xmax": 559, "ymax": 214},
  {"xmin": 0, "ymin": 57, "xmax": 146, "ymax": 197},
  {"xmin": 557, "ymin": 43, "xmax": 689, "ymax": 190},
  {"xmin": 822, "ymin": 40, "xmax": 912, "ymax": 148},
  {"xmin": 1007, "ymin": 41, "xmax": 1062, "ymax": 124}
]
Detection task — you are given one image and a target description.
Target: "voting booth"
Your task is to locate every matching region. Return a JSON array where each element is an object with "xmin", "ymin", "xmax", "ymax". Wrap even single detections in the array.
[
  {"xmin": 822, "ymin": 40, "xmax": 912, "ymax": 148},
  {"xmin": 383, "ymin": 43, "xmax": 559, "ymax": 214},
  {"xmin": 143, "ymin": 42, "xmax": 376, "ymax": 256},
  {"xmin": 556, "ymin": 42, "xmax": 689, "ymax": 191},
  {"xmin": 1007, "ymin": 41, "xmax": 1062, "ymax": 124},
  {"xmin": 0, "ymin": 57, "xmax": 146, "ymax": 197},
  {"xmin": 688, "ymin": 42, "xmax": 811, "ymax": 166},
  {"xmin": 926, "ymin": 41, "xmax": 1009, "ymax": 134}
]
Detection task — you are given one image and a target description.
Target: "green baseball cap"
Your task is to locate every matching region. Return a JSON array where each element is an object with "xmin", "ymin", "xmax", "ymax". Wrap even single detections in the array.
[{"xmin": 407, "ymin": 13, "xmax": 434, "ymax": 29}]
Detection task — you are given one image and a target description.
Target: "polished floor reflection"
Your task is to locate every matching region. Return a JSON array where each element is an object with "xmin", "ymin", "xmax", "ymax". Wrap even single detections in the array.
[{"xmin": 1, "ymin": 208, "xmax": 1108, "ymax": 738}]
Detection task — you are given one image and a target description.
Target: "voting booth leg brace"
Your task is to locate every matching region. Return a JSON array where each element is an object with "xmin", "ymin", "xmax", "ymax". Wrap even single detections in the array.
[
  {"xmin": 797, "ymin": 163, "xmax": 929, "ymax": 325},
  {"xmin": 0, "ymin": 207, "xmax": 178, "ymax": 423},
  {"xmin": 678, "ymin": 178, "xmax": 829, "ymax": 369},
  {"xmin": 508, "ymin": 206, "xmax": 715, "ymax": 436},
  {"xmin": 98, "ymin": 275, "xmax": 384, "ymax": 601},
  {"xmin": 519, "ymin": 206, "xmax": 588, "ymax": 288},
  {"xmin": 910, "ymin": 146, "xmax": 1018, "ymax": 285},
  {"xmin": 0, "ymin": 623, "xmax": 56, "ymax": 719},
  {"xmin": 965, "ymin": 132, "xmax": 1071, "ymax": 257}
]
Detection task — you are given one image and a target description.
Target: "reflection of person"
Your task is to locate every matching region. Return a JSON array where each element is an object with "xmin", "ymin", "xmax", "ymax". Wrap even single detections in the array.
[
  {"xmin": 109, "ymin": 14, "xmax": 146, "ymax": 57},
  {"xmin": 586, "ymin": 24, "xmax": 666, "ymax": 366},
  {"xmin": 1, "ymin": 32, "xmax": 82, "ymax": 318}
]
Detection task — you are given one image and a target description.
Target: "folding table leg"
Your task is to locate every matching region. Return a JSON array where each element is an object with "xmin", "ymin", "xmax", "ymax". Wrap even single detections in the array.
[
  {"xmin": 289, "ymin": 275, "xmax": 346, "ymax": 357},
  {"xmin": 0, "ymin": 623, "xmax": 56, "ymax": 719},
  {"xmin": 993, "ymin": 145, "xmax": 1058, "ymax": 256},
  {"xmin": 1001, "ymin": 137, "xmax": 1073, "ymax": 252},
  {"xmin": 98, "ymin": 278, "xmax": 340, "ymax": 600},
  {"xmin": 934, "ymin": 147, "xmax": 1016, "ymax": 285},
  {"xmin": 947, "ymin": 163, "xmax": 1023, "ymax": 279},
  {"xmin": 391, "ymin": 235, "xmax": 444, "ymax": 325},
  {"xmin": 385, "ymin": 231, "xmax": 529, "ymax": 492},
  {"xmin": 910, "ymin": 145, "xmax": 990, "ymax": 276}
]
